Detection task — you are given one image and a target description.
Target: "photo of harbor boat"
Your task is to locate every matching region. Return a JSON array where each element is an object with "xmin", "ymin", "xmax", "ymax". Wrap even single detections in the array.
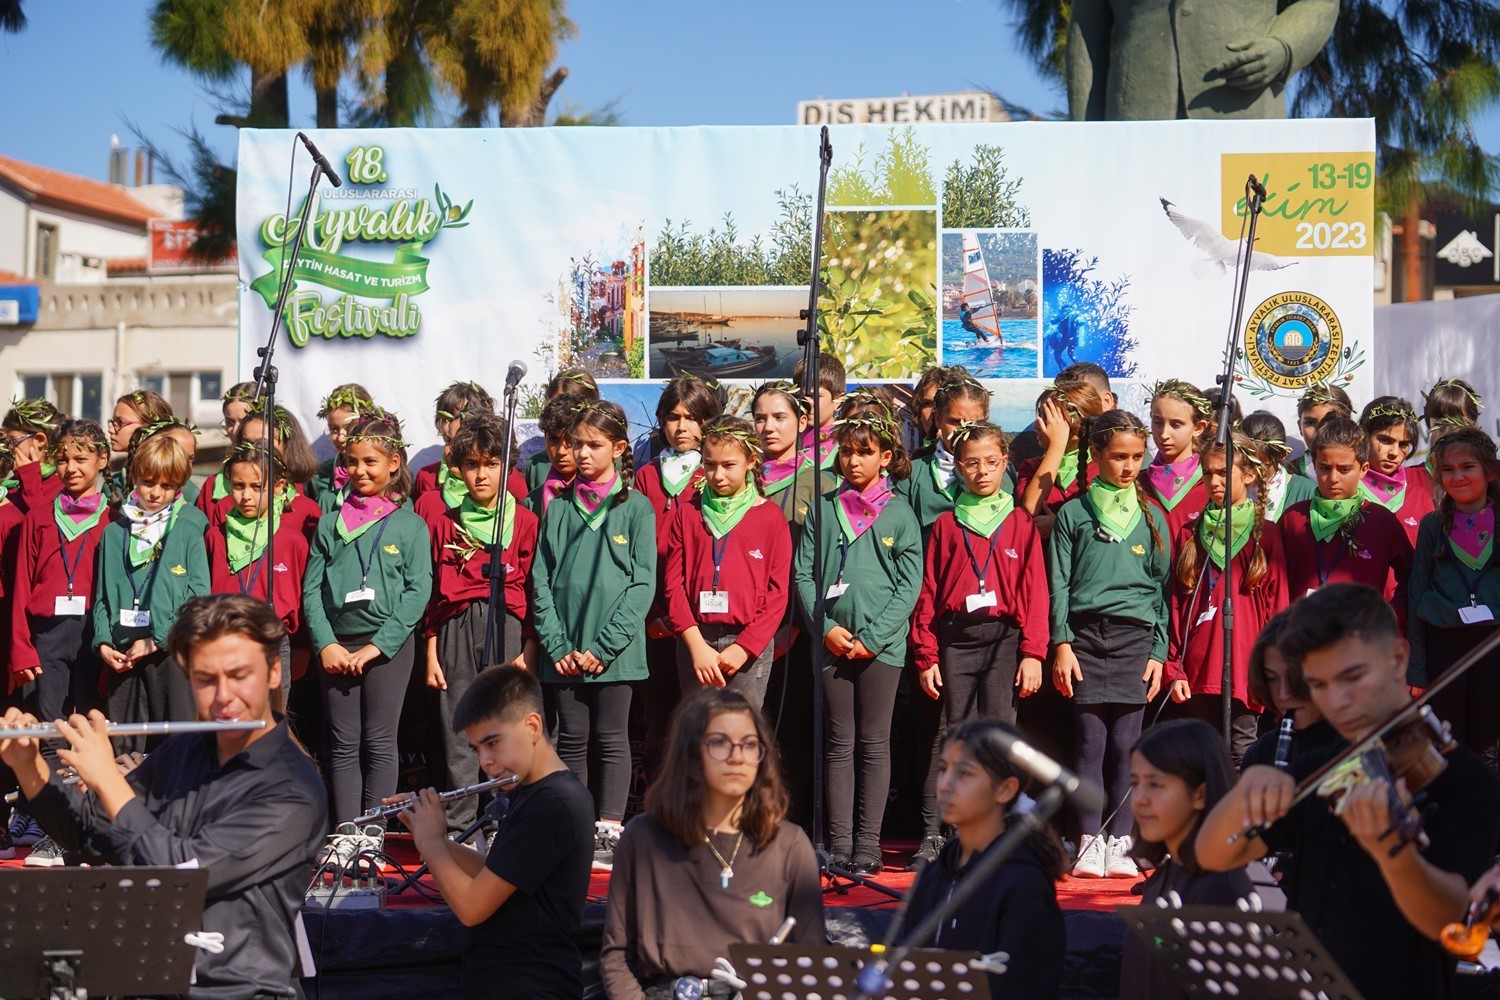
[{"xmin": 647, "ymin": 287, "xmax": 805, "ymax": 380}]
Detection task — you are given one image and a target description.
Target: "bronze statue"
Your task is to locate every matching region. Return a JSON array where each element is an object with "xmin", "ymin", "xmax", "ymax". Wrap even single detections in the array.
[{"xmin": 1067, "ymin": 0, "xmax": 1339, "ymax": 120}]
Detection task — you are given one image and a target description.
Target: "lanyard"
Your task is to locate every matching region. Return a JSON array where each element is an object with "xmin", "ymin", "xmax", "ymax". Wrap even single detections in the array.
[
  {"xmin": 56, "ymin": 526, "xmax": 89, "ymax": 598},
  {"xmin": 237, "ymin": 551, "xmax": 266, "ymax": 598},
  {"xmin": 959, "ymin": 528, "xmax": 1001, "ymax": 594},
  {"xmin": 122, "ymin": 535, "xmax": 160, "ymax": 610},
  {"xmin": 1314, "ymin": 533, "xmax": 1351, "ymax": 587},
  {"xmin": 354, "ymin": 515, "xmax": 394, "ymax": 589},
  {"xmin": 1456, "ymin": 560, "xmax": 1489, "ymax": 606},
  {"xmin": 835, "ymin": 534, "xmax": 850, "ymax": 584},
  {"xmin": 710, "ymin": 534, "xmax": 730, "ymax": 591}
]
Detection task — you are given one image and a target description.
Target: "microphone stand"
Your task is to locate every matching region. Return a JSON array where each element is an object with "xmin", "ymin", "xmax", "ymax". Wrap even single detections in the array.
[
  {"xmin": 795, "ymin": 126, "xmax": 900, "ymax": 902},
  {"xmin": 482, "ymin": 373, "xmax": 523, "ymax": 666},
  {"xmin": 252, "ymin": 150, "xmax": 324, "ymax": 617},
  {"xmin": 1213, "ymin": 174, "xmax": 1265, "ymax": 745}
]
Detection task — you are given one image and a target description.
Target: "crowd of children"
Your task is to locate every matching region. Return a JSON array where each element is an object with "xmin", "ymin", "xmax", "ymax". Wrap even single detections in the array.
[{"xmin": 0, "ymin": 359, "xmax": 1493, "ymax": 894}]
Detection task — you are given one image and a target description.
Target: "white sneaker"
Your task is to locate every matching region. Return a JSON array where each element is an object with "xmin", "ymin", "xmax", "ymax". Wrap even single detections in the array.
[
  {"xmin": 1105, "ymin": 835, "xmax": 1140, "ymax": 879},
  {"xmin": 317, "ymin": 821, "xmax": 385, "ymax": 870},
  {"xmin": 1071, "ymin": 833, "xmax": 1107, "ymax": 878}
]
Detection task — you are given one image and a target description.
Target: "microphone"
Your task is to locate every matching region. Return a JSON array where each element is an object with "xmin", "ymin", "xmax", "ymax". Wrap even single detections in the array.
[
  {"xmin": 505, "ymin": 360, "xmax": 528, "ymax": 389},
  {"xmin": 984, "ymin": 728, "xmax": 1105, "ymax": 814},
  {"xmin": 1247, "ymin": 173, "xmax": 1267, "ymax": 200},
  {"xmin": 297, "ymin": 132, "xmax": 343, "ymax": 189}
]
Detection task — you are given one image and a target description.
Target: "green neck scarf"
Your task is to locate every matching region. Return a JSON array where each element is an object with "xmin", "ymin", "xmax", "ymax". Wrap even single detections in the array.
[
  {"xmin": 702, "ymin": 485, "xmax": 757, "ymax": 539},
  {"xmin": 1309, "ymin": 494, "xmax": 1363, "ymax": 543},
  {"xmin": 225, "ymin": 505, "xmax": 280, "ymax": 573},
  {"xmin": 1086, "ymin": 478, "xmax": 1141, "ymax": 541},
  {"xmin": 40, "ymin": 461, "xmax": 55, "ymax": 480},
  {"xmin": 457, "ymin": 493, "xmax": 515, "ymax": 551},
  {"xmin": 211, "ymin": 470, "xmax": 231, "ymax": 502},
  {"xmin": 659, "ymin": 448, "xmax": 701, "ymax": 498},
  {"xmin": 1056, "ymin": 448, "xmax": 1080, "ymax": 489},
  {"xmin": 1198, "ymin": 500, "xmax": 1256, "ymax": 569},
  {"xmin": 953, "ymin": 488, "xmax": 1014, "ymax": 539},
  {"xmin": 437, "ymin": 461, "xmax": 468, "ymax": 509}
]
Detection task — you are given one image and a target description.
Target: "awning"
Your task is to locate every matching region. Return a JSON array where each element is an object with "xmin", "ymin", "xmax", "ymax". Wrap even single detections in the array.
[{"xmin": 0, "ymin": 283, "xmax": 39, "ymax": 325}]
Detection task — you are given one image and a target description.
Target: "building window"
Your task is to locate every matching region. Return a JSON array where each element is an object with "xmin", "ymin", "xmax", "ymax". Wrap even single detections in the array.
[
  {"xmin": 16, "ymin": 373, "xmax": 104, "ymax": 423},
  {"xmin": 34, "ymin": 223, "xmax": 57, "ymax": 282},
  {"xmin": 136, "ymin": 371, "xmax": 224, "ymax": 426},
  {"xmin": 197, "ymin": 371, "xmax": 223, "ymax": 405}
]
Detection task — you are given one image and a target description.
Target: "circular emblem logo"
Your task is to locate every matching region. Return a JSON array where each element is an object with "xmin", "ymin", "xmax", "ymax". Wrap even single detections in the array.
[{"xmin": 1242, "ymin": 291, "xmax": 1342, "ymax": 390}]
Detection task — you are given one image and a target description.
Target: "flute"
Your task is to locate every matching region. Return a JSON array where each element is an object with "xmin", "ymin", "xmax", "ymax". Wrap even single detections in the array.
[
  {"xmin": 351, "ymin": 774, "xmax": 520, "ymax": 824},
  {"xmin": 0, "ymin": 720, "xmax": 267, "ymax": 740}
]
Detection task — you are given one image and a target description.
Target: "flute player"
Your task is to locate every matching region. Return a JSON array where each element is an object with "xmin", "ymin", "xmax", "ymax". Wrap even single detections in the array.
[{"xmin": 0, "ymin": 594, "xmax": 327, "ymax": 1000}]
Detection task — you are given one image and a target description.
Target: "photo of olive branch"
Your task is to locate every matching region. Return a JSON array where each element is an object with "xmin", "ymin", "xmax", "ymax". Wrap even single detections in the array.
[
  {"xmin": 817, "ymin": 209, "xmax": 938, "ymax": 380},
  {"xmin": 433, "ymin": 184, "xmax": 474, "ymax": 230},
  {"xmin": 826, "ymin": 126, "xmax": 936, "ymax": 206}
]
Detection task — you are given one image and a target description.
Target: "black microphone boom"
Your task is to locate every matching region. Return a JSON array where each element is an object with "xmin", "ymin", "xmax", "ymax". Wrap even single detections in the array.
[
  {"xmin": 985, "ymin": 728, "xmax": 1105, "ymax": 815},
  {"xmin": 297, "ymin": 132, "xmax": 343, "ymax": 189}
]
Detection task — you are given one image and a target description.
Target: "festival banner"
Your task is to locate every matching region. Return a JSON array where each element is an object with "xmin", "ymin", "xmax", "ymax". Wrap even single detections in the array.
[{"xmin": 236, "ymin": 120, "xmax": 1375, "ymax": 452}]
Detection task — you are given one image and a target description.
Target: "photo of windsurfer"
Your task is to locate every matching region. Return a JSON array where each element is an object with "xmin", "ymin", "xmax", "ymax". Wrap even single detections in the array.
[{"xmin": 940, "ymin": 230, "xmax": 1040, "ymax": 378}]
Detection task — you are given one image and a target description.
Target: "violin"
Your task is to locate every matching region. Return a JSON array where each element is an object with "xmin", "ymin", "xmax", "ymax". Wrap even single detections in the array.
[
  {"xmin": 1232, "ymin": 626, "xmax": 1500, "ymax": 854},
  {"xmin": 1441, "ymin": 886, "xmax": 1499, "ymax": 960}
]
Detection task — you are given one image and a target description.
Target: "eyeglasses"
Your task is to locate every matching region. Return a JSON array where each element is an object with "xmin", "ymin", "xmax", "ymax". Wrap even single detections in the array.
[
  {"xmin": 702, "ymin": 735, "xmax": 766, "ymax": 763},
  {"xmin": 959, "ymin": 458, "xmax": 1005, "ymax": 473},
  {"xmin": 108, "ymin": 417, "xmax": 141, "ymax": 431}
]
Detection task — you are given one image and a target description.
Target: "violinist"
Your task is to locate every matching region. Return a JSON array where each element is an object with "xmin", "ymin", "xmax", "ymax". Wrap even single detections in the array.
[{"xmin": 1196, "ymin": 584, "xmax": 1500, "ymax": 1000}]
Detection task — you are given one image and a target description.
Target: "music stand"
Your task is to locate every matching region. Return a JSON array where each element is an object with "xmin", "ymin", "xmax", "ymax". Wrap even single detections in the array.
[
  {"xmin": 0, "ymin": 868, "xmax": 210, "ymax": 1000},
  {"xmin": 728, "ymin": 944, "xmax": 991, "ymax": 1000},
  {"xmin": 1120, "ymin": 904, "xmax": 1364, "ymax": 1000}
]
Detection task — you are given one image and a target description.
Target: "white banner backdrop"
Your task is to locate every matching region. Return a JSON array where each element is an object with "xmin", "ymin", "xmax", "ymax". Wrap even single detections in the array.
[
  {"xmin": 236, "ymin": 121, "xmax": 1376, "ymax": 453},
  {"xmin": 1375, "ymin": 294, "xmax": 1500, "ymax": 446}
]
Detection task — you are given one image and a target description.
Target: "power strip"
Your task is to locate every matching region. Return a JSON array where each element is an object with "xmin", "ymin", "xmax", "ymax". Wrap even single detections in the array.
[{"xmin": 305, "ymin": 881, "xmax": 387, "ymax": 910}]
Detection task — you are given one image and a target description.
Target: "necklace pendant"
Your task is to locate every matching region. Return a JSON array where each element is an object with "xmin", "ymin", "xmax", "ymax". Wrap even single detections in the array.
[{"xmin": 720, "ymin": 865, "xmax": 733, "ymax": 889}]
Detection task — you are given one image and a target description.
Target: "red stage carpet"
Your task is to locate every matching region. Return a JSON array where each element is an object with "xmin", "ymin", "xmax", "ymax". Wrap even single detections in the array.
[{"xmin": 3, "ymin": 834, "xmax": 1144, "ymax": 913}]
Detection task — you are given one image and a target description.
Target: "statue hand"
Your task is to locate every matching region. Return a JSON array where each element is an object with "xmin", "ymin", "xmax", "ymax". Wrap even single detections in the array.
[{"xmin": 1212, "ymin": 38, "xmax": 1291, "ymax": 91}]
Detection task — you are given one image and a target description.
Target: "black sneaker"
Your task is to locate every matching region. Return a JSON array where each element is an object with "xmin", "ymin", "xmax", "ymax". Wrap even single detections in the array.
[
  {"xmin": 24, "ymin": 834, "xmax": 64, "ymax": 867},
  {"xmin": 906, "ymin": 834, "xmax": 946, "ymax": 872},
  {"xmin": 851, "ymin": 845, "xmax": 883, "ymax": 876},
  {"xmin": 593, "ymin": 822, "xmax": 622, "ymax": 871},
  {"xmin": 0, "ymin": 824, "xmax": 13, "ymax": 861}
]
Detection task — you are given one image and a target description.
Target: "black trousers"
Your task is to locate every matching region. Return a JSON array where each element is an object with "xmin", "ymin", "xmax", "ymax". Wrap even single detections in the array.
[
  {"xmin": 319, "ymin": 634, "xmax": 417, "ymax": 825},
  {"xmin": 102, "ymin": 651, "xmax": 194, "ymax": 755},
  {"xmin": 25, "ymin": 616, "xmax": 100, "ymax": 764},
  {"xmin": 552, "ymin": 681, "xmax": 633, "ymax": 821},
  {"xmin": 823, "ymin": 657, "xmax": 902, "ymax": 849},
  {"xmin": 434, "ymin": 603, "xmax": 522, "ymax": 831}
]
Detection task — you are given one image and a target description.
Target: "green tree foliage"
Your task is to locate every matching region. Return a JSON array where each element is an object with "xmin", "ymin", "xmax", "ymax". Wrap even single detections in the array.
[
  {"xmin": 818, "ymin": 210, "xmax": 938, "ymax": 379},
  {"xmin": 942, "ymin": 145, "xmax": 1032, "ymax": 229},
  {"xmin": 652, "ymin": 187, "xmax": 812, "ymax": 286},
  {"xmin": 827, "ymin": 127, "xmax": 937, "ymax": 206}
]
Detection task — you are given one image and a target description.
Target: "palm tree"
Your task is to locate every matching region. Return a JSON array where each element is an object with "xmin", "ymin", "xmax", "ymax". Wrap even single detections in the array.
[
  {"xmin": 996, "ymin": 0, "xmax": 1500, "ymax": 301},
  {"xmin": 150, "ymin": 0, "xmax": 307, "ymax": 128},
  {"xmin": 0, "ymin": 0, "xmax": 25, "ymax": 33}
]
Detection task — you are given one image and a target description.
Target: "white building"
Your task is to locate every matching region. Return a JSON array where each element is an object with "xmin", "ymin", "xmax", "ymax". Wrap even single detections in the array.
[{"xmin": 0, "ymin": 151, "xmax": 236, "ymax": 433}]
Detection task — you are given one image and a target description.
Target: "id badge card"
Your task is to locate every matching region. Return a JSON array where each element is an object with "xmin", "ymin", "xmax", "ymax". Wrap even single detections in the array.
[
  {"xmin": 119, "ymin": 608, "xmax": 151, "ymax": 629},
  {"xmin": 1460, "ymin": 604, "xmax": 1495, "ymax": 624},
  {"xmin": 965, "ymin": 591, "xmax": 998, "ymax": 613},
  {"xmin": 344, "ymin": 587, "xmax": 376, "ymax": 606},
  {"xmin": 698, "ymin": 590, "xmax": 730, "ymax": 614},
  {"xmin": 826, "ymin": 582, "xmax": 849, "ymax": 599},
  {"xmin": 54, "ymin": 595, "xmax": 86, "ymax": 616},
  {"xmin": 1195, "ymin": 605, "xmax": 1217, "ymax": 627}
]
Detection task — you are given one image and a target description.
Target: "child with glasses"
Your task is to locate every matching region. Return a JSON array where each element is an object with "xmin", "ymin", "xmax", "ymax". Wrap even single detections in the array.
[{"xmin": 601, "ymin": 688, "xmax": 824, "ymax": 1000}]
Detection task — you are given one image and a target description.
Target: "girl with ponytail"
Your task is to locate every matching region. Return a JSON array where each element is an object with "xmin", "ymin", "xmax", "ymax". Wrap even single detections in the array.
[
  {"xmin": 1047, "ymin": 409, "xmax": 1170, "ymax": 880},
  {"xmin": 1164, "ymin": 431, "xmax": 1289, "ymax": 763}
]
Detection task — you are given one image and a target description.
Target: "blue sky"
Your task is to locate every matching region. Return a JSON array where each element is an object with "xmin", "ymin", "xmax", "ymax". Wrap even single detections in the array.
[{"xmin": 0, "ymin": 0, "xmax": 1496, "ymax": 187}]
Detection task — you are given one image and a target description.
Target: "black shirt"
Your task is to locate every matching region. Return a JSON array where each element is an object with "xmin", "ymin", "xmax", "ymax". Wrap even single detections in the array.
[
  {"xmin": 25, "ymin": 718, "xmax": 327, "ymax": 1000},
  {"xmin": 903, "ymin": 836, "xmax": 1064, "ymax": 1000},
  {"xmin": 469, "ymin": 768, "xmax": 595, "ymax": 999},
  {"xmin": 1119, "ymin": 857, "xmax": 1254, "ymax": 1000},
  {"xmin": 1259, "ymin": 736, "xmax": 1500, "ymax": 1000}
]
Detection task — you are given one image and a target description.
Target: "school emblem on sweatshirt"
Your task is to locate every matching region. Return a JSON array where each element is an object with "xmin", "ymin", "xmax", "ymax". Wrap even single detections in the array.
[
  {"xmin": 1405, "ymin": 516, "xmax": 1418, "ymax": 527},
  {"xmin": 1131, "ymin": 544, "xmax": 1146, "ymax": 556},
  {"xmin": 880, "ymin": 536, "xmax": 894, "ymax": 547},
  {"xmin": 383, "ymin": 544, "xmax": 400, "ymax": 555},
  {"xmin": 748, "ymin": 549, "xmax": 763, "ymax": 560},
  {"xmin": 275, "ymin": 562, "xmax": 288, "ymax": 573},
  {"xmin": 169, "ymin": 564, "xmax": 187, "ymax": 576},
  {"xmin": 1004, "ymin": 548, "xmax": 1019, "ymax": 559},
  {"xmin": 612, "ymin": 534, "xmax": 628, "ymax": 545},
  {"xmin": 748, "ymin": 891, "xmax": 774, "ymax": 908}
]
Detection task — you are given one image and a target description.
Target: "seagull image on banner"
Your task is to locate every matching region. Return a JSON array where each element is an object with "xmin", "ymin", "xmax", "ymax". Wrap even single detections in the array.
[{"xmin": 1159, "ymin": 197, "xmax": 1296, "ymax": 279}]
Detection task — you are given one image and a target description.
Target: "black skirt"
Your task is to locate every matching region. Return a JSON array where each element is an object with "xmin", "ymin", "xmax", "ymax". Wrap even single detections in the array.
[{"xmin": 1068, "ymin": 613, "xmax": 1153, "ymax": 706}]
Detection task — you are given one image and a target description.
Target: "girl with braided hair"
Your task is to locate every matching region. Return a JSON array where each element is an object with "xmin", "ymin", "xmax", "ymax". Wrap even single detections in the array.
[
  {"xmin": 1408, "ymin": 426, "xmax": 1500, "ymax": 762},
  {"xmin": 663, "ymin": 416, "xmax": 791, "ymax": 708},
  {"xmin": 899, "ymin": 377, "xmax": 994, "ymax": 531},
  {"xmin": 530, "ymin": 400, "xmax": 656, "ymax": 871},
  {"xmin": 1241, "ymin": 410, "xmax": 1315, "ymax": 523},
  {"xmin": 1016, "ymin": 379, "xmax": 1108, "ymax": 536},
  {"xmin": 1047, "ymin": 409, "xmax": 1170, "ymax": 880},
  {"xmin": 1144, "ymin": 379, "xmax": 1213, "ymax": 536},
  {"xmin": 793, "ymin": 410, "xmax": 922, "ymax": 876},
  {"xmin": 1358, "ymin": 395, "xmax": 1432, "ymax": 544},
  {"xmin": 1164, "ymin": 431, "xmax": 1288, "ymax": 764},
  {"xmin": 303, "ymin": 410, "xmax": 432, "ymax": 825}
]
